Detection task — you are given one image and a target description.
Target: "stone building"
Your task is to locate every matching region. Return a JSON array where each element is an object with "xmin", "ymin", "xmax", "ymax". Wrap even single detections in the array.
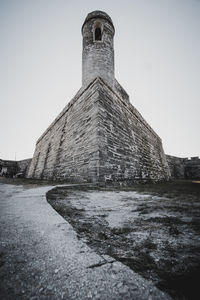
[
  {"xmin": 27, "ymin": 11, "xmax": 170, "ymax": 184},
  {"xmin": 166, "ymin": 155, "xmax": 200, "ymax": 180},
  {"xmin": 0, "ymin": 158, "xmax": 31, "ymax": 178}
]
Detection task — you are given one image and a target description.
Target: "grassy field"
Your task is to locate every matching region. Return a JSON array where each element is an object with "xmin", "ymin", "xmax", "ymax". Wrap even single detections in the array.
[{"xmin": 47, "ymin": 180, "xmax": 200, "ymax": 300}]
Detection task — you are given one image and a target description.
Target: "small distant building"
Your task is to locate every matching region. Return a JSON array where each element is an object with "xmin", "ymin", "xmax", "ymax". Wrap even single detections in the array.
[
  {"xmin": 0, "ymin": 159, "xmax": 17, "ymax": 177},
  {"xmin": 166, "ymin": 155, "xmax": 200, "ymax": 180},
  {"xmin": 0, "ymin": 159, "xmax": 31, "ymax": 178},
  {"xmin": 27, "ymin": 11, "xmax": 171, "ymax": 184}
]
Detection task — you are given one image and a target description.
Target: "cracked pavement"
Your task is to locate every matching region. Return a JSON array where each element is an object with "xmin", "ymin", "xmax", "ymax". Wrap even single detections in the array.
[{"xmin": 0, "ymin": 183, "xmax": 171, "ymax": 299}]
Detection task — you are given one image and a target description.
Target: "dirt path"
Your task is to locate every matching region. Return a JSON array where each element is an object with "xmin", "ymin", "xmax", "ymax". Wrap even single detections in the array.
[{"xmin": 0, "ymin": 183, "xmax": 170, "ymax": 299}]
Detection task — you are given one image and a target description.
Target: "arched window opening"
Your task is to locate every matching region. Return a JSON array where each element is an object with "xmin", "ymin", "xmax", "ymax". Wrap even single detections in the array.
[{"xmin": 95, "ymin": 27, "xmax": 102, "ymax": 41}]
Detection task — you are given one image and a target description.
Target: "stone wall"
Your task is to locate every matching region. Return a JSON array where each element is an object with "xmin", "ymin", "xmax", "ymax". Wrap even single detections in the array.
[
  {"xmin": 0, "ymin": 159, "xmax": 17, "ymax": 177},
  {"xmin": 28, "ymin": 77, "xmax": 170, "ymax": 184},
  {"xmin": 27, "ymin": 79, "xmax": 100, "ymax": 182},
  {"xmin": 17, "ymin": 159, "xmax": 32, "ymax": 177},
  {"xmin": 166, "ymin": 155, "xmax": 185, "ymax": 179},
  {"xmin": 166, "ymin": 155, "xmax": 200, "ymax": 179},
  {"xmin": 97, "ymin": 79, "xmax": 170, "ymax": 183},
  {"xmin": 185, "ymin": 157, "xmax": 200, "ymax": 179},
  {"xmin": 0, "ymin": 158, "xmax": 31, "ymax": 177}
]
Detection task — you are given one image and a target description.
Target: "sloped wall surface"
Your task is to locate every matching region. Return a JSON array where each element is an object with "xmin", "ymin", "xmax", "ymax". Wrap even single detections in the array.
[
  {"xmin": 27, "ymin": 81, "xmax": 100, "ymax": 182},
  {"xmin": 28, "ymin": 78, "xmax": 170, "ymax": 184},
  {"xmin": 96, "ymin": 79, "xmax": 170, "ymax": 183}
]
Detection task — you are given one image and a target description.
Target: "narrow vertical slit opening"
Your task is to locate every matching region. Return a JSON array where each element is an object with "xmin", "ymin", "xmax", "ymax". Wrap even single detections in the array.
[{"xmin": 95, "ymin": 27, "xmax": 102, "ymax": 41}]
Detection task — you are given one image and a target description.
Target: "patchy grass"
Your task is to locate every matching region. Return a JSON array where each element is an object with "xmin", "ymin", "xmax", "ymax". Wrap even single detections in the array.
[{"xmin": 47, "ymin": 180, "xmax": 200, "ymax": 299}]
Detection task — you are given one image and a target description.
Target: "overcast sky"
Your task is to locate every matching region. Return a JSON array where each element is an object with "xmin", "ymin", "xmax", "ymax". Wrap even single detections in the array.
[{"xmin": 0, "ymin": 0, "xmax": 199, "ymax": 160}]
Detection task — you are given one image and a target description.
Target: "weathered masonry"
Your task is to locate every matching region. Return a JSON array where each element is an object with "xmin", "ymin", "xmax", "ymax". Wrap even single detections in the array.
[
  {"xmin": 166, "ymin": 155, "xmax": 200, "ymax": 180},
  {"xmin": 0, "ymin": 158, "xmax": 31, "ymax": 178},
  {"xmin": 27, "ymin": 11, "xmax": 170, "ymax": 184}
]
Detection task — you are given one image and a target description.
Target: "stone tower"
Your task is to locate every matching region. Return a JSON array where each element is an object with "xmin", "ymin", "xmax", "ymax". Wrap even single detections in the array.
[
  {"xmin": 82, "ymin": 11, "xmax": 115, "ymax": 87},
  {"xmin": 27, "ymin": 11, "xmax": 170, "ymax": 184}
]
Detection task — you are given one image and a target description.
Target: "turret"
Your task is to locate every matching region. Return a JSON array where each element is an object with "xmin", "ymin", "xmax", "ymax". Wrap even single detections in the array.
[{"xmin": 82, "ymin": 11, "xmax": 115, "ymax": 87}]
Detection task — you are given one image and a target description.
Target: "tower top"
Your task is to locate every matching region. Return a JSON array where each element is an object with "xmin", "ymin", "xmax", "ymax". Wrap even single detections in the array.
[
  {"xmin": 82, "ymin": 11, "xmax": 115, "ymax": 33},
  {"xmin": 82, "ymin": 10, "xmax": 115, "ymax": 31}
]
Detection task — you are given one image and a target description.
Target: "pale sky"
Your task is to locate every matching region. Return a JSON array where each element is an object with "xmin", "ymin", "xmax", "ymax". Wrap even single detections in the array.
[{"xmin": 0, "ymin": 0, "xmax": 199, "ymax": 160}]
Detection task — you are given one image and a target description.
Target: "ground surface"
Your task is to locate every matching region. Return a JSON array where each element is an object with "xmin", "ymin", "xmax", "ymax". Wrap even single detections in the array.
[
  {"xmin": 0, "ymin": 180, "xmax": 171, "ymax": 300},
  {"xmin": 46, "ymin": 181, "xmax": 200, "ymax": 300}
]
